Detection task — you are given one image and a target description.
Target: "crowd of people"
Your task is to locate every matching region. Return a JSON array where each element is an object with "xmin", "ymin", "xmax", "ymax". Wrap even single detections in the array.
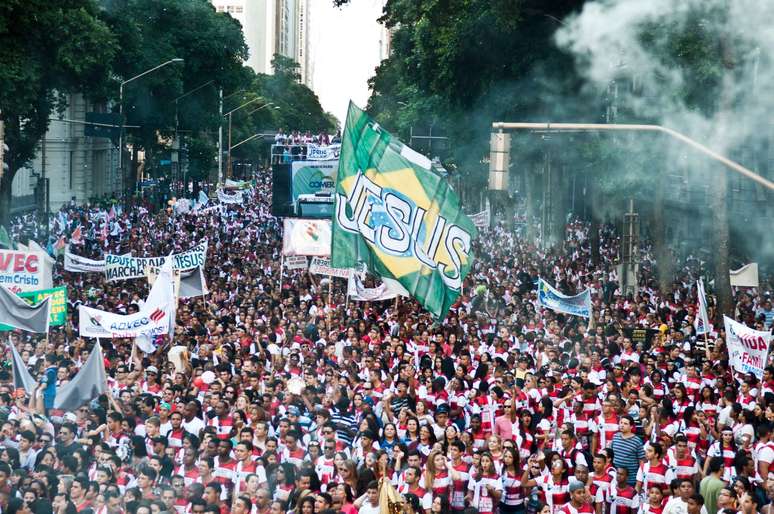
[
  {"xmin": 272, "ymin": 130, "xmax": 341, "ymax": 163},
  {"xmin": 1, "ymin": 165, "xmax": 774, "ymax": 514}
]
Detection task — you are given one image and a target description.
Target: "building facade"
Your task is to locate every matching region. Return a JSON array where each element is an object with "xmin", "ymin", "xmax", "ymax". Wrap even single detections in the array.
[
  {"xmin": 11, "ymin": 94, "xmax": 120, "ymax": 213},
  {"xmin": 210, "ymin": 0, "xmax": 312, "ymax": 88}
]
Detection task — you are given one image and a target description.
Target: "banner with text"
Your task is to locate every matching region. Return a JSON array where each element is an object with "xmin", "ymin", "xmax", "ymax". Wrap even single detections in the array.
[
  {"xmin": 306, "ymin": 143, "xmax": 341, "ymax": 161},
  {"xmin": 347, "ymin": 274, "xmax": 410, "ymax": 301},
  {"xmin": 284, "ymin": 256, "xmax": 309, "ymax": 270},
  {"xmin": 104, "ymin": 241, "xmax": 207, "ymax": 281},
  {"xmin": 0, "ymin": 250, "xmax": 53, "ymax": 293},
  {"xmin": 469, "ymin": 203, "xmax": 491, "ymax": 230},
  {"xmin": 331, "ymin": 103, "xmax": 477, "ymax": 320},
  {"xmin": 217, "ymin": 189, "xmax": 244, "ymax": 204},
  {"xmin": 64, "ymin": 251, "xmax": 106, "ymax": 273},
  {"xmin": 309, "ymin": 257, "xmax": 352, "ymax": 278},
  {"xmin": 79, "ymin": 303, "xmax": 173, "ymax": 339},
  {"xmin": 537, "ymin": 278, "xmax": 592, "ymax": 318},
  {"xmin": 724, "ymin": 315, "xmax": 772, "ymax": 379},
  {"xmin": 291, "ymin": 160, "xmax": 338, "ymax": 204}
]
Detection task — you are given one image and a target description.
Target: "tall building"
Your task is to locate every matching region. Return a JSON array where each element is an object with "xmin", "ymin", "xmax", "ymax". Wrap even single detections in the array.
[
  {"xmin": 297, "ymin": 0, "xmax": 311, "ymax": 88},
  {"xmin": 211, "ymin": 0, "xmax": 312, "ymax": 87}
]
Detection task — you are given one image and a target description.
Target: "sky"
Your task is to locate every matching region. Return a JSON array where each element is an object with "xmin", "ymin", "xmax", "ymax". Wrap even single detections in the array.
[{"xmin": 310, "ymin": 0, "xmax": 387, "ymax": 127}]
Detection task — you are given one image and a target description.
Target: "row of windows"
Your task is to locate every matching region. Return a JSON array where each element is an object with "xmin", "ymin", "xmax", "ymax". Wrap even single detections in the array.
[{"xmin": 216, "ymin": 5, "xmax": 243, "ymax": 14}]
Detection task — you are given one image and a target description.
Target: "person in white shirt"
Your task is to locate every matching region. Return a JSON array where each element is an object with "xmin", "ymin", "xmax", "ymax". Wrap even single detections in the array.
[
  {"xmin": 663, "ymin": 479, "xmax": 694, "ymax": 514},
  {"xmin": 353, "ymin": 481, "xmax": 381, "ymax": 514}
]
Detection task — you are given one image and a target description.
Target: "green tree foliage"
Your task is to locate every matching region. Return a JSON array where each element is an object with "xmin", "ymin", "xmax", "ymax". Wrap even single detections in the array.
[
  {"xmin": 0, "ymin": 0, "xmax": 118, "ymax": 225},
  {"xmin": 365, "ymin": 0, "xmax": 593, "ymax": 196},
  {"xmin": 100, "ymin": 0, "xmax": 251, "ymax": 184},
  {"xmin": 227, "ymin": 55, "xmax": 336, "ymax": 164}
]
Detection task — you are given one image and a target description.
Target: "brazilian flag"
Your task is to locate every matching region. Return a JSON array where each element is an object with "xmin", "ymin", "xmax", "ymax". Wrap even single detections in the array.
[{"xmin": 331, "ymin": 102, "xmax": 477, "ymax": 320}]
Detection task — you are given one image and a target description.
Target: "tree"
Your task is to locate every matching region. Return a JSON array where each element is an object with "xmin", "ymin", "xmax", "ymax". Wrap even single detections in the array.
[
  {"xmin": 226, "ymin": 55, "xmax": 336, "ymax": 169},
  {"xmin": 99, "ymin": 0, "xmax": 251, "ymax": 189},
  {"xmin": 0, "ymin": 0, "xmax": 118, "ymax": 226}
]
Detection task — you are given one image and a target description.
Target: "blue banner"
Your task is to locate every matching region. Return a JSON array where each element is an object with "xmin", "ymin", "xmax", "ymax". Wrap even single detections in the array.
[{"xmin": 537, "ymin": 278, "xmax": 592, "ymax": 318}]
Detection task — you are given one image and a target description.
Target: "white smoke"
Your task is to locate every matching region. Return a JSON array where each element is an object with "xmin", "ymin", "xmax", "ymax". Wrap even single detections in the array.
[{"xmin": 555, "ymin": 0, "xmax": 773, "ymax": 155}]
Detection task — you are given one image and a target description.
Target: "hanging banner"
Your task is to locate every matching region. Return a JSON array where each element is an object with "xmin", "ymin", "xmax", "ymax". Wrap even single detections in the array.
[
  {"xmin": 284, "ymin": 256, "xmax": 309, "ymax": 270},
  {"xmin": 79, "ymin": 303, "xmax": 173, "ymax": 339},
  {"xmin": 104, "ymin": 241, "xmax": 207, "ymax": 281},
  {"xmin": 469, "ymin": 203, "xmax": 491, "ymax": 230},
  {"xmin": 64, "ymin": 251, "xmax": 106, "ymax": 273},
  {"xmin": 306, "ymin": 143, "xmax": 341, "ymax": 161},
  {"xmin": 730, "ymin": 263, "xmax": 759, "ymax": 288},
  {"xmin": 0, "ymin": 286, "xmax": 67, "ymax": 331},
  {"xmin": 537, "ymin": 278, "xmax": 592, "ymax": 318},
  {"xmin": 347, "ymin": 274, "xmax": 410, "ymax": 301},
  {"xmin": 282, "ymin": 219, "xmax": 332, "ymax": 257},
  {"xmin": 224, "ymin": 179, "xmax": 253, "ymax": 190},
  {"xmin": 291, "ymin": 160, "xmax": 338, "ymax": 204},
  {"xmin": 724, "ymin": 316, "xmax": 772, "ymax": 379},
  {"xmin": 0, "ymin": 250, "xmax": 52, "ymax": 293},
  {"xmin": 309, "ymin": 257, "xmax": 353, "ymax": 279},
  {"xmin": 217, "ymin": 189, "xmax": 244, "ymax": 204}
]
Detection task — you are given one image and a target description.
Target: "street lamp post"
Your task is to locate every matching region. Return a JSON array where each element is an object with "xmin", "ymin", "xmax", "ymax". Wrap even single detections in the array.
[
  {"xmin": 119, "ymin": 58, "xmax": 184, "ymax": 196},
  {"xmin": 224, "ymin": 99, "xmax": 273, "ymax": 180}
]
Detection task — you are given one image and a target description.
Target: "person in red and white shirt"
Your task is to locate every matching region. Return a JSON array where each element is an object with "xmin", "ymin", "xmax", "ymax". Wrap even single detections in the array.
[
  {"xmin": 752, "ymin": 423, "xmax": 774, "ymax": 485},
  {"xmin": 665, "ymin": 436, "xmax": 700, "ymax": 483},
  {"xmin": 605, "ymin": 467, "xmax": 640, "ymax": 514},
  {"xmin": 591, "ymin": 398, "xmax": 620, "ymax": 454},
  {"xmin": 636, "ymin": 443, "xmax": 669, "ymax": 498},
  {"xmin": 558, "ymin": 482, "xmax": 594, "ymax": 514},
  {"xmin": 466, "ymin": 452, "xmax": 502, "ymax": 514},
  {"xmin": 207, "ymin": 401, "xmax": 234, "ymax": 440},
  {"xmin": 232, "ymin": 441, "xmax": 267, "ymax": 494}
]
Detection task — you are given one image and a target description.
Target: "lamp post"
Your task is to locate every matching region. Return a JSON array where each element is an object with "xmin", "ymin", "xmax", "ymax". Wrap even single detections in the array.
[
  {"xmin": 119, "ymin": 58, "xmax": 184, "ymax": 196},
  {"xmin": 173, "ymin": 80, "xmax": 215, "ymax": 194},
  {"xmin": 224, "ymin": 99, "xmax": 273, "ymax": 180}
]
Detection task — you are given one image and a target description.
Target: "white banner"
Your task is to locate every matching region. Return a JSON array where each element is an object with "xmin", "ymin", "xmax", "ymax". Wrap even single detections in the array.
[
  {"xmin": 78, "ymin": 303, "xmax": 173, "ymax": 339},
  {"xmin": 347, "ymin": 274, "xmax": 409, "ymax": 301},
  {"xmin": 284, "ymin": 255, "xmax": 309, "ymax": 270},
  {"xmin": 309, "ymin": 257, "xmax": 352, "ymax": 278},
  {"xmin": 64, "ymin": 251, "xmax": 106, "ymax": 273},
  {"xmin": 217, "ymin": 189, "xmax": 244, "ymax": 204},
  {"xmin": 724, "ymin": 315, "xmax": 772, "ymax": 379},
  {"xmin": 282, "ymin": 219, "xmax": 332, "ymax": 257},
  {"xmin": 306, "ymin": 143, "xmax": 341, "ymax": 161},
  {"xmin": 469, "ymin": 202, "xmax": 491, "ymax": 230},
  {"xmin": 0, "ymin": 250, "xmax": 53, "ymax": 293},
  {"xmin": 730, "ymin": 263, "xmax": 759, "ymax": 288},
  {"xmin": 104, "ymin": 241, "xmax": 207, "ymax": 281}
]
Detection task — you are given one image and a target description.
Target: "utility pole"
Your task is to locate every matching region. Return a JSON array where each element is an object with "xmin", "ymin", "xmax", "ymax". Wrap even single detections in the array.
[
  {"xmin": 41, "ymin": 136, "xmax": 47, "ymax": 237},
  {"xmin": 218, "ymin": 88, "xmax": 223, "ymax": 185},
  {"xmin": 621, "ymin": 199, "xmax": 639, "ymax": 296}
]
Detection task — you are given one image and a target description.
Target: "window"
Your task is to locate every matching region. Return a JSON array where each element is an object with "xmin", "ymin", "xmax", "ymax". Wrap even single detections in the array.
[{"xmin": 235, "ymin": 6, "xmax": 243, "ymax": 13}]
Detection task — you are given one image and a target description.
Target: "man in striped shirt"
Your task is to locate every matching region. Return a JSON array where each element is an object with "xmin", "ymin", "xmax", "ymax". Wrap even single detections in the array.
[
  {"xmin": 611, "ymin": 416, "xmax": 645, "ymax": 486},
  {"xmin": 331, "ymin": 397, "xmax": 356, "ymax": 448}
]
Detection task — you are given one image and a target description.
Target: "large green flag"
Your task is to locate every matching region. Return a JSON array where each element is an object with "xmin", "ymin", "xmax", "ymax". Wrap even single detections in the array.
[{"xmin": 331, "ymin": 103, "xmax": 477, "ymax": 320}]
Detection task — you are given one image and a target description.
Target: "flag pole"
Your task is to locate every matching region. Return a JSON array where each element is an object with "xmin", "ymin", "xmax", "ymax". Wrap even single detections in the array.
[{"xmin": 278, "ymin": 255, "xmax": 284, "ymax": 293}]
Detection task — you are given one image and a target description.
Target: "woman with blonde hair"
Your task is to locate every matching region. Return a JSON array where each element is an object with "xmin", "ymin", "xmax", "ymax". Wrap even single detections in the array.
[{"xmin": 423, "ymin": 450, "xmax": 451, "ymax": 497}]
